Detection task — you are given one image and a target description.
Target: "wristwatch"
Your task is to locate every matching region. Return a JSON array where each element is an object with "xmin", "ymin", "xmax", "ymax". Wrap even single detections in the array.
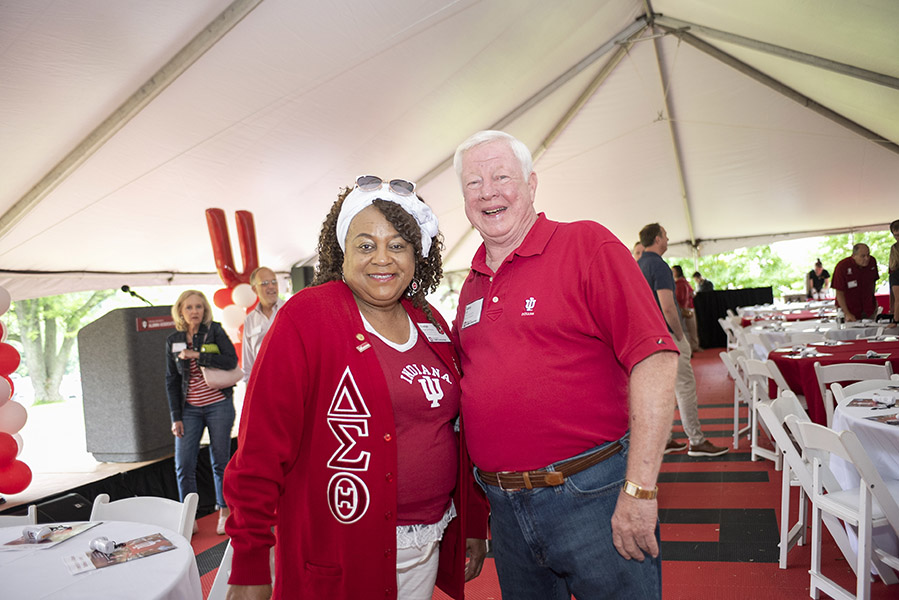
[{"xmin": 622, "ymin": 480, "xmax": 658, "ymax": 500}]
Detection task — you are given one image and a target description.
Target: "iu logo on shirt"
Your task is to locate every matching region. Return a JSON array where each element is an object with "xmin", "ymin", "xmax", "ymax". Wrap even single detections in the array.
[
  {"xmin": 521, "ymin": 296, "xmax": 536, "ymax": 316},
  {"xmin": 400, "ymin": 364, "xmax": 451, "ymax": 408}
]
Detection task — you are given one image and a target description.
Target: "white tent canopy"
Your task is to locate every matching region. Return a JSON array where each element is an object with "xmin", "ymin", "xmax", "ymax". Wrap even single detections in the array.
[{"xmin": 2, "ymin": 0, "xmax": 898, "ymax": 300}]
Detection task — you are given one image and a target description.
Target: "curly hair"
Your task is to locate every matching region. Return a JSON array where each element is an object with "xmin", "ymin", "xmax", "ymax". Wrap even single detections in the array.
[{"xmin": 313, "ymin": 186, "xmax": 445, "ymax": 326}]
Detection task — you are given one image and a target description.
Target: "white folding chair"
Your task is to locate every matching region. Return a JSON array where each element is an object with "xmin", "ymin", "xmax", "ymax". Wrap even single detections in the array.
[
  {"xmin": 0, "ymin": 504, "xmax": 37, "ymax": 526},
  {"xmin": 720, "ymin": 350, "xmax": 751, "ymax": 448},
  {"xmin": 738, "ymin": 357, "xmax": 781, "ymax": 468},
  {"xmin": 813, "ymin": 362, "xmax": 893, "ymax": 427},
  {"xmin": 718, "ymin": 318, "xmax": 739, "ymax": 350},
  {"xmin": 207, "ymin": 540, "xmax": 276, "ymax": 600},
  {"xmin": 741, "ymin": 332, "xmax": 772, "ymax": 360},
  {"xmin": 795, "ymin": 421, "xmax": 899, "ymax": 600},
  {"xmin": 757, "ymin": 392, "xmax": 809, "ymax": 568},
  {"xmin": 831, "ymin": 379, "xmax": 898, "ymax": 406},
  {"xmin": 89, "ymin": 493, "xmax": 199, "ymax": 541}
]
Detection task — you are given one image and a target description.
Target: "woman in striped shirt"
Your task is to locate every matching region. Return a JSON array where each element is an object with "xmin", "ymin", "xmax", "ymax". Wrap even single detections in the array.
[{"xmin": 165, "ymin": 290, "xmax": 239, "ymax": 535}]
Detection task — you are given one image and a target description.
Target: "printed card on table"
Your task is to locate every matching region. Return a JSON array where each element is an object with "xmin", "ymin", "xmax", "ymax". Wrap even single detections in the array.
[
  {"xmin": 864, "ymin": 414, "xmax": 899, "ymax": 426},
  {"xmin": 63, "ymin": 533, "xmax": 176, "ymax": 575},
  {"xmin": 1, "ymin": 522, "xmax": 101, "ymax": 551}
]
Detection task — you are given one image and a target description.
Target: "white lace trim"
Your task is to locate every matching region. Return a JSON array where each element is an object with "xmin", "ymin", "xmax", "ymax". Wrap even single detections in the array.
[{"xmin": 395, "ymin": 501, "xmax": 456, "ymax": 549}]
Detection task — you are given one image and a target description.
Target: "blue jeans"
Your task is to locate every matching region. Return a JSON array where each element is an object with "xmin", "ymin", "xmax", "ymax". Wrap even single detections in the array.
[
  {"xmin": 174, "ymin": 400, "xmax": 235, "ymax": 508},
  {"xmin": 474, "ymin": 437, "xmax": 662, "ymax": 599}
]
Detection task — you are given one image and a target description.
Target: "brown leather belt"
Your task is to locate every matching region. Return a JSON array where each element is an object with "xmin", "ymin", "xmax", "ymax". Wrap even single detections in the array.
[{"xmin": 479, "ymin": 442, "xmax": 623, "ymax": 490}]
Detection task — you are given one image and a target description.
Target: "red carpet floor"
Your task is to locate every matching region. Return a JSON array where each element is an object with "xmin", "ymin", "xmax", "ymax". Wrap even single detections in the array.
[{"xmin": 191, "ymin": 350, "xmax": 897, "ymax": 599}]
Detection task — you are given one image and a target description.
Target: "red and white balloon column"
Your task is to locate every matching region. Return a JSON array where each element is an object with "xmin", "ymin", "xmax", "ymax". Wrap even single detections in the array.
[
  {"xmin": 0, "ymin": 284, "xmax": 31, "ymax": 495},
  {"xmin": 206, "ymin": 209, "xmax": 260, "ymax": 350}
]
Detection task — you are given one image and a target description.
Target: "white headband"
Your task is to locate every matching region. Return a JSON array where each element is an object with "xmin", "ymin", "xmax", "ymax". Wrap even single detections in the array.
[{"xmin": 336, "ymin": 183, "xmax": 439, "ymax": 257}]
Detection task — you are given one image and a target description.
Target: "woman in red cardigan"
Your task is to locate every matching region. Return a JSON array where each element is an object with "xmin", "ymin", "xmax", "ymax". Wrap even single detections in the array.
[{"xmin": 223, "ymin": 176, "xmax": 488, "ymax": 599}]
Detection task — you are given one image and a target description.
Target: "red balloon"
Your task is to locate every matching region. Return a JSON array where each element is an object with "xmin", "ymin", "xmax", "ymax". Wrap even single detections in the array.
[
  {"xmin": 0, "ymin": 459, "xmax": 31, "ymax": 495},
  {"xmin": 213, "ymin": 288, "xmax": 234, "ymax": 309},
  {"xmin": 233, "ymin": 342, "xmax": 242, "ymax": 367},
  {"xmin": 0, "ymin": 432, "xmax": 15, "ymax": 467},
  {"xmin": 0, "ymin": 343, "xmax": 19, "ymax": 375}
]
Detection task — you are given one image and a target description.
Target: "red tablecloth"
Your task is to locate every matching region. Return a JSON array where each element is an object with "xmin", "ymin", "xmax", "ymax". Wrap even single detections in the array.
[{"xmin": 768, "ymin": 339, "xmax": 899, "ymax": 425}]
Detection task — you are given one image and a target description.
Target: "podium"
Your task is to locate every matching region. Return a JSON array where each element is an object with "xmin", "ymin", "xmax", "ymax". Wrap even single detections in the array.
[{"xmin": 78, "ymin": 306, "xmax": 176, "ymax": 462}]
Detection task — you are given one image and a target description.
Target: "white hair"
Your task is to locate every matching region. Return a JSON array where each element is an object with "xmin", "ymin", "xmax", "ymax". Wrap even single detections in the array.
[{"xmin": 453, "ymin": 130, "xmax": 534, "ymax": 189}]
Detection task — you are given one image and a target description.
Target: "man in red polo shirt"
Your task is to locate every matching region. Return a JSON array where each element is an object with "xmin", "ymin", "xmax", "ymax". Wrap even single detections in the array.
[
  {"xmin": 832, "ymin": 243, "xmax": 879, "ymax": 321},
  {"xmin": 452, "ymin": 130, "xmax": 677, "ymax": 599}
]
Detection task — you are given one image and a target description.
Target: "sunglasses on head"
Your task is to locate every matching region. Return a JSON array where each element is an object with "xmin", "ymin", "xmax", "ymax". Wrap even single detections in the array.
[{"xmin": 355, "ymin": 175, "xmax": 416, "ymax": 197}]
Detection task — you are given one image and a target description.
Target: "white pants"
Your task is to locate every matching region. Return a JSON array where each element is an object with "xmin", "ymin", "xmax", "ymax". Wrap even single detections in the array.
[{"xmin": 396, "ymin": 541, "xmax": 440, "ymax": 600}]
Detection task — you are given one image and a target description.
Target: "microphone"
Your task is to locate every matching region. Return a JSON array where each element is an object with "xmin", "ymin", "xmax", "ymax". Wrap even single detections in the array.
[{"xmin": 121, "ymin": 285, "xmax": 153, "ymax": 306}]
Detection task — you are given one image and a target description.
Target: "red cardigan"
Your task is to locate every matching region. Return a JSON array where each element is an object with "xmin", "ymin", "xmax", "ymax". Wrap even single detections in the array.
[{"xmin": 223, "ymin": 281, "xmax": 487, "ymax": 599}]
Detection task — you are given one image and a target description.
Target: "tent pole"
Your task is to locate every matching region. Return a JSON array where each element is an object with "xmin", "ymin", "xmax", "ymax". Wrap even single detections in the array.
[
  {"xmin": 650, "ymin": 31, "xmax": 698, "ymax": 250},
  {"xmin": 533, "ymin": 28, "xmax": 646, "ymax": 161},
  {"xmin": 0, "ymin": 0, "xmax": 266, "ymax": 241},
  {"xmin": 654, "ymin": 16, "xmax": 899, "ymax": 92},
  {"xmin": 654, "ymin": 23, "xmax": 899, "ymax": 158}
]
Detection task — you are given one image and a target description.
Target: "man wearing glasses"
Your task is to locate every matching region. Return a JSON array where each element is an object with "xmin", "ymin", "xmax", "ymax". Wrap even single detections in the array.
[{"xmin": 242, "ymin": 266, "xmax": 284, "ymax": 380}]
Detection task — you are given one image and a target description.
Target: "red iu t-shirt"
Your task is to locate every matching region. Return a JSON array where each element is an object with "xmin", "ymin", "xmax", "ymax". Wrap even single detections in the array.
[{"xmin": 366, "ymin": 322, "xmax": 459, "ymax": 526}]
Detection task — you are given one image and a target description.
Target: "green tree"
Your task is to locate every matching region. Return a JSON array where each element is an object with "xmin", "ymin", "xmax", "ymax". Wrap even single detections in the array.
[
  {"xmin": 8, "ymin": 290, "xmax": 113, "ymax": 404},
  {"xmin": 668, "ymin": 244, "xmax": 795, "ymax": 294}
]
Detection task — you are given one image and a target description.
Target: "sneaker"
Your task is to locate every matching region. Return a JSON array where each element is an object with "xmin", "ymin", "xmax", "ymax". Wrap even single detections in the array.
[
  {"xmin": 688, "ymin": 440, "xmax": 729, "ymax": 457},
  {"xmin": 664, "ymin": 440, "xmax": 688, "ymax": 454}
]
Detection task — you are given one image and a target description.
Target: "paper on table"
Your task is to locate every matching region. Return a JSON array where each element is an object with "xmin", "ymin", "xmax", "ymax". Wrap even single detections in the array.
[
  {"xmin": 864, "ymin": 414, "xmax": 899, "ymax": 426},
  {"xmin": 1, "ymin": 522, "xmax": 101, "ymax": 551},
  {"xmin": 63, "ymin": 533, "xmax": 176, "ymax": 575}
]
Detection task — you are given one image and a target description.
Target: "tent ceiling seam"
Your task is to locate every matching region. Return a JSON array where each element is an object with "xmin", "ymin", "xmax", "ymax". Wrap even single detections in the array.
[
  {"xmin": 655, "ymin": 24, "xmax": 899, "ymax": 157},
  {"xmin": 654, "ymin": 15, "xmax": 899, "ymax": 92},
  {"xmin": 0, "ymin": 0, "xmax": 266, "ymax": 242}
]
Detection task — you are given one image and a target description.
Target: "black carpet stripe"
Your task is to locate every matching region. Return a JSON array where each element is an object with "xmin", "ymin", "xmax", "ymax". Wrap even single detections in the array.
[
  {"xmin": 663, "ymin": 451, "xmax": 754, "ymax": 462},
  {"xmin": 196, "ymin": 540, "xmax": 229, "ymax": 577},
  {"xmin": 658, "ymin": 471, "xmax": 768, "ymax": 483},
  {"xmin": 660, "ymin": 508, "xmax": 779, "ymax": 563}
]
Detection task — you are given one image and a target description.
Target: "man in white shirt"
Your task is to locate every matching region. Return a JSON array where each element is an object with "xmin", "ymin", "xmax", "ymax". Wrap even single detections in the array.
[{"xmin": 242, "ymin": 266, "xmax": 284, "ymax": 380}]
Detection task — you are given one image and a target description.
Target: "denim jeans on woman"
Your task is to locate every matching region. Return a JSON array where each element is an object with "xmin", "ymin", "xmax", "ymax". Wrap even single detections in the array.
[
  {"xmin": 474, "ymin": 436, "xmax": 662, "ymax": 599},
  {"xmin": 174, "ymin": 399, "xmax": 235, "ymax": 508}
]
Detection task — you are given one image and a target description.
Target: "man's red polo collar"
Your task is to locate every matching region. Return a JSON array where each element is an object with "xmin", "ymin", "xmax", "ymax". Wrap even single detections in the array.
[{"xmin": 470, "ymin": 212, "xmax": 556, "ymax": 275}]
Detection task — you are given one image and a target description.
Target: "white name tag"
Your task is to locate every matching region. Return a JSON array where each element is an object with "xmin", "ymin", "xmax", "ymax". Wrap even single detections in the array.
[
  {"xmin": 462, "ymin": 298, "xmax": 484, "ymax": 329},
  {"xmin": 171, "ymin": 342, "xmax": 187, "ymax": 353},
  {"xmin": 847, "ymin": 280, "xmax": 858, "ymax": 289},
  {"xmin": 417, "ymin": 323, "xmax": 451, "ymax": 343}
]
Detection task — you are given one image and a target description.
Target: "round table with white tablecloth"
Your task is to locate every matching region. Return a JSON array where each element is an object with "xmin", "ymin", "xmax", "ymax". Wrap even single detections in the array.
[
  {"xmin": 0, "ymin": 520, "xmax": 202, "ymax": 599},
  {"xmin": 831, "ymin": 385, "xmax": 899, "ymax": 559}
]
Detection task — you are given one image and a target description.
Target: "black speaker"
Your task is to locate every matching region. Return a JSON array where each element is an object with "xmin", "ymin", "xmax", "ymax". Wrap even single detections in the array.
[
  {"xmin": 291, "ymin": 265, "xmax": 315, "ymax": 292},
  {"xmin": 36, "ymin": 493, "xmax": 92, "ymax": 523}
]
